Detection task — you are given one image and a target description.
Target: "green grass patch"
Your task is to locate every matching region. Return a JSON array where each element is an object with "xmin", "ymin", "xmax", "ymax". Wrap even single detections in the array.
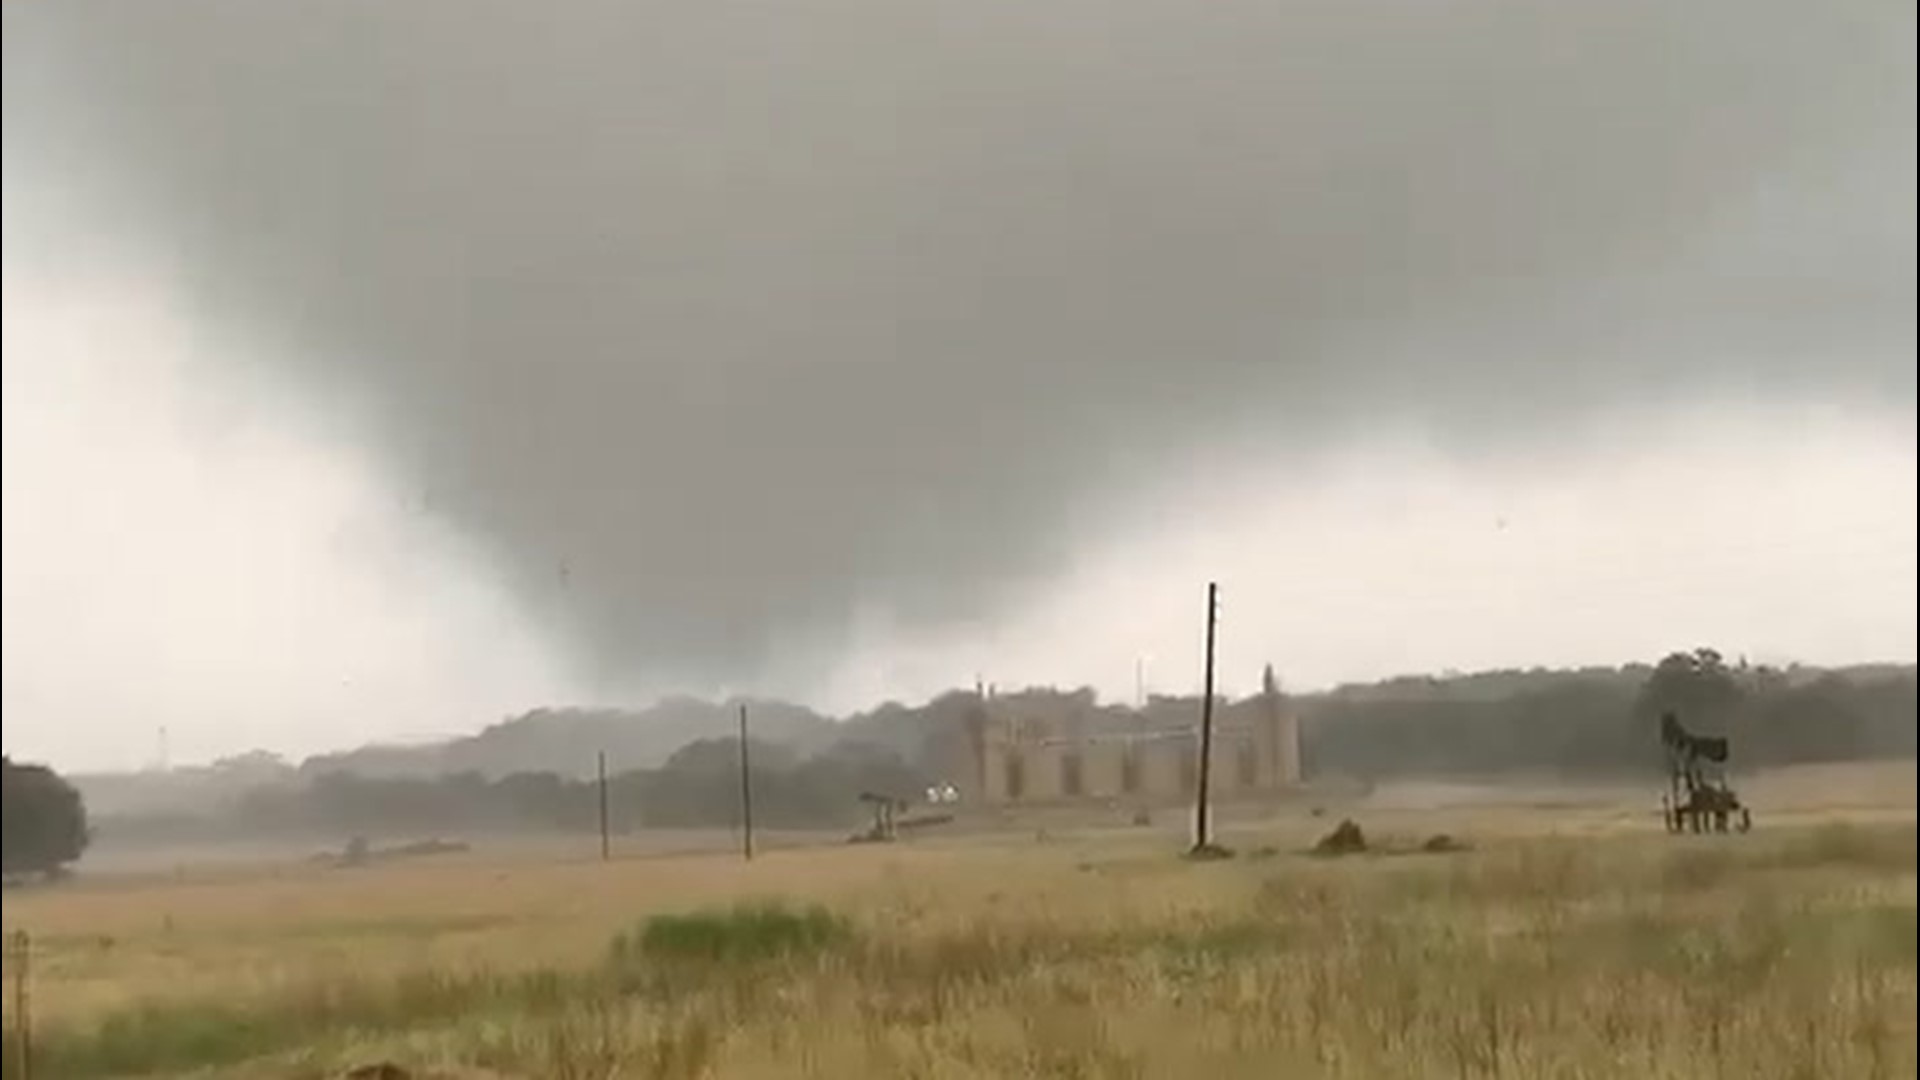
[
  {"xmin": 4, "ymin": 968, "xmax": 581, "ymax": 1079},
  {"xmin": 609, "ymin": 901, "xmax": 854, "ymax": 968}
]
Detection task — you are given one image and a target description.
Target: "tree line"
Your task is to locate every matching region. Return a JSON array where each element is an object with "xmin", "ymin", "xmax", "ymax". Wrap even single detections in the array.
[
  {"xmin": 1301, "ymin": 651, "xmax": 1914, "ymax": 778},
  {"xmin": 9, "ymin": 651, "xmax": 1914, "ymax": 872},
  {"xmin": 95, "ymin": 735, "xmax": 928, "ymax": 847}
]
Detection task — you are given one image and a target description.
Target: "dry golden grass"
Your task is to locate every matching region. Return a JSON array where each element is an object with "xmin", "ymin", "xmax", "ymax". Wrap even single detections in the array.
[{"xmin": 2, "ymin": 772, "xmax": 1914, "ymax": 1079}]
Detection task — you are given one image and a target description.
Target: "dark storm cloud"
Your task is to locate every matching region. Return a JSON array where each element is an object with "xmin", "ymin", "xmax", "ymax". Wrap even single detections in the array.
[{"xmin": 3, "ymin": 1, "xmax": 1912, "ymax": 688}]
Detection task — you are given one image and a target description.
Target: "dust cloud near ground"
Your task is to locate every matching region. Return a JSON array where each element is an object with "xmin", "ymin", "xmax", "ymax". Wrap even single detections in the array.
[
  {"xmin": 1352, "ymin": 761, "xmax": 1918, "ymax": 816},
  {"xmin": 2, "ymin": 762, "xmax": 1912, "ymax": 1079},
  {"xmin": 63, "ymin": 760, "xmax": 1917, "ymax": 885}
]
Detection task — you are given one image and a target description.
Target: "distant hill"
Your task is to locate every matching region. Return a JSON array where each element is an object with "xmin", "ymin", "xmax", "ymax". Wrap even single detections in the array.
[
  {"xmin": 73, "ymin": 751, "xmax": 299, "ymax": 818},
  {"xmin": 298, "ymin": 697, "xmax": 838, "ymax": 780},
  {"xmin": 72, "ymin": 658, "xmax": 1915, "ymax": 824},
  {"xmin": 283, "ymin": 659, "xmax": 1912, "ymax": 783}
]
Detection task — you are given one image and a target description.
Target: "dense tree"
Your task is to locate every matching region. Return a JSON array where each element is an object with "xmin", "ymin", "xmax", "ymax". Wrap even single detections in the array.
[
  {"xmin": 664, "ymin": 736, "xmax": 798, "ymax": 775},
  {"xmin": 2, "ymin": 756, "xmax": 91, "ymax": 878},
  {"xmin": 125, "ymin": 735, "xmax": 927, "ymax": 844},
  {"xmin": 1302, "ymin": 654, "xmax": 1912, "ymax": 778},
  {"xmin": 1633, "ymin": 648, "xmax": 1745, "ymax": 733}
]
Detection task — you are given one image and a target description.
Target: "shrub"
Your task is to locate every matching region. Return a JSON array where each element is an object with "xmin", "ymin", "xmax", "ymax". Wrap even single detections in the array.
[{"xmin": 610, "ymin": 902, "xmax": 852, "ymax": 968}]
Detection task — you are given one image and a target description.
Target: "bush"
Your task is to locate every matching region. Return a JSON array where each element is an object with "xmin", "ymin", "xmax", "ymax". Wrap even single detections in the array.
[
  {"xmin": 610, "ymin": 903, "xmax": 852, "ymax": 968},
  {"xmin": 2, "ymin": 756, "xmax": 90, "ymax": 878}
]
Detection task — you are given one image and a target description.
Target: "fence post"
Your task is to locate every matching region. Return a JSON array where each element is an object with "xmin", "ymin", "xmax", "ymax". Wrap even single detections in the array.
[
  {"xmin": 9, "ymin": 929, "xmax": 29, "ymax": 1080},
  {"xmin": 597, "ymin": 750, "xmax": 610, "ymax": 862}
]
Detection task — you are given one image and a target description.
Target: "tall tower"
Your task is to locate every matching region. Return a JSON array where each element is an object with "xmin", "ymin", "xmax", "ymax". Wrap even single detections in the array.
[
  {"xmin": 1260, "ymin": 664, "xmax": 1302, "ymax": 786},
  {"xmin": 965, "ymin": 683, "xmax": 1017, "ymax": 803}
]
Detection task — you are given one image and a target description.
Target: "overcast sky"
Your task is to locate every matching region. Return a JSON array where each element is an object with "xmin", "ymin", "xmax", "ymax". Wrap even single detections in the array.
[{"xmin": 4, "ymin": 1, "xmax": 1914, "ymax": 772}]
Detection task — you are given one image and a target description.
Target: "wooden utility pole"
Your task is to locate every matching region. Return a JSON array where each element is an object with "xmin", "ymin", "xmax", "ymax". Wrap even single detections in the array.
[
  {"xmin": 596, "ymin": 751, "xmax": 610, "ymax": 862},
  {"xmin": 738, "ymin": 703, "xmax": 755, "ymax": 862},
  {"xmin": 1193, "ymin": 582, "xmax": 1219, "ymax": 852}
]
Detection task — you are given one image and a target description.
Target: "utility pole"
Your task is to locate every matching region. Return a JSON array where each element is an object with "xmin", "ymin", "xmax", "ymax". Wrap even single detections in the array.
[
  {"xmin": 738, "ymin": 703, "xmax": 755, "ymax": 862},
  {"xmin": 1193, "ymin": 582, "xmax": 1219, "ymax": 852},
  {"xmin": 596, "ymin": 751, "xmax": 610, "ymax": 862}
]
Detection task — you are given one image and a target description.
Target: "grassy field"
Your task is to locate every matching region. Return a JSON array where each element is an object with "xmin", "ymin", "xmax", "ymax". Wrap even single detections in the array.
[{"xmin": 2, "ymin": 767, "xmax": 1914, "ymax": 1079}]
